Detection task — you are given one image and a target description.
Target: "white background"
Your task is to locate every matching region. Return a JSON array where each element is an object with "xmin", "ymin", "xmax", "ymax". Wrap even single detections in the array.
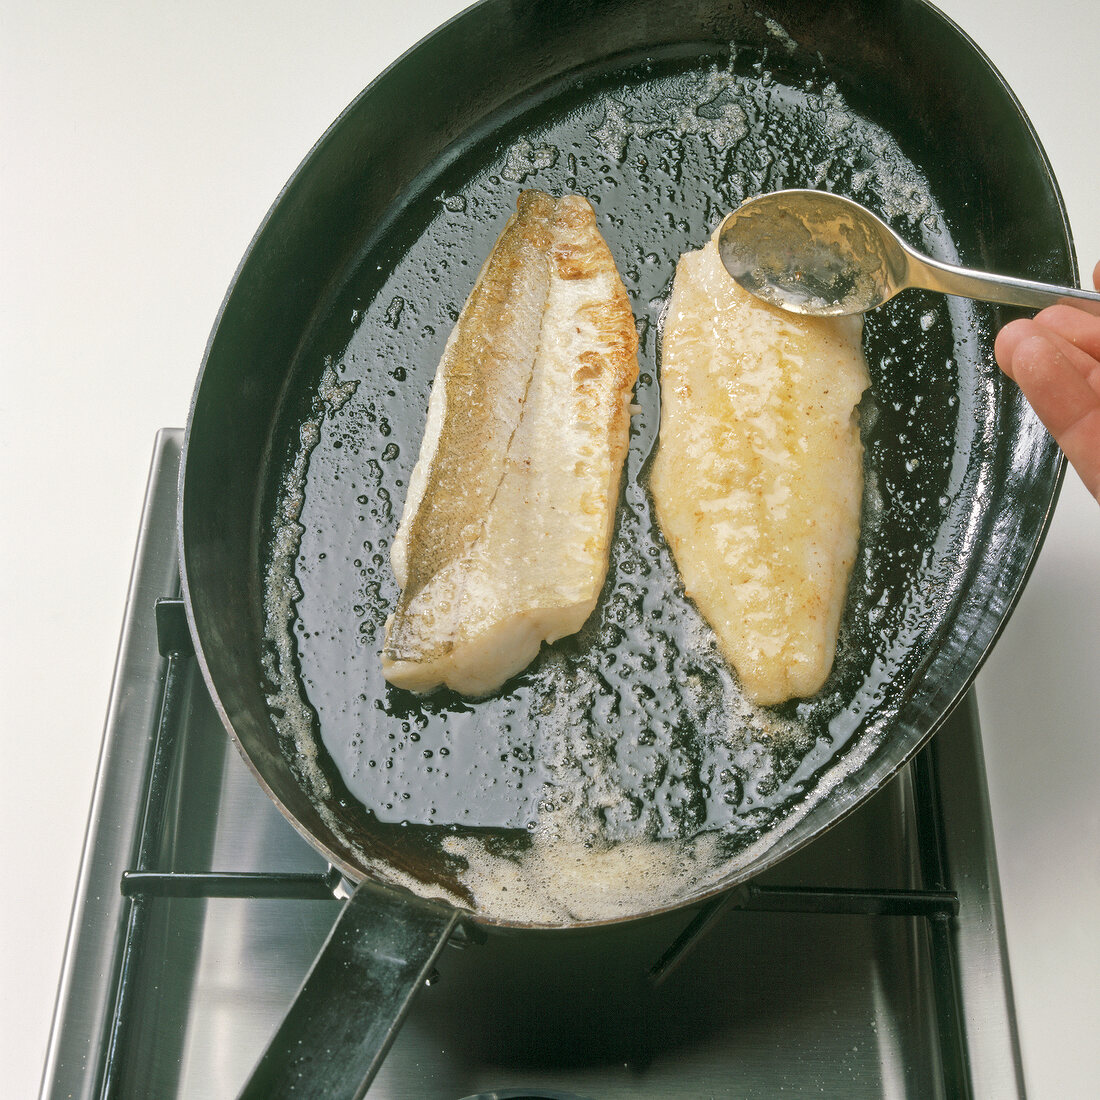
[{"xmin": 3, "ymin": 2, "xmax": 1097, "ymax": 1096}]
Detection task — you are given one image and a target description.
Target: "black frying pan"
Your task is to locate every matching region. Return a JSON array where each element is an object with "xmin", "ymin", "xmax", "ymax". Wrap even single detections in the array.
[{"xmin": 179, "ymin": 0, "xmax": 1068, "ymax": 1094}]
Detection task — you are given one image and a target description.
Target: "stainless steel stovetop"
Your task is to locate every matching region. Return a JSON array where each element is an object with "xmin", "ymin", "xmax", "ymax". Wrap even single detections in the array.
[{"xmin": 42, "ymin": 430, "xmax": 1025, "ymax": 1099}]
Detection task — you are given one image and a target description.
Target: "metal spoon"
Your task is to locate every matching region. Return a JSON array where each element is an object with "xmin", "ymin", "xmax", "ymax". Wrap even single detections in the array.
[{"xmin": 717, "ymin": 188, "xmax": 1100, "ymax": 317}]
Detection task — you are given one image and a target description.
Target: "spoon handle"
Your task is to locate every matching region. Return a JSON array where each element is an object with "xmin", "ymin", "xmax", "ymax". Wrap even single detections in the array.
[{"xmin": 906, "ymin": 249, "xmax": 1100, "ymax": 313}]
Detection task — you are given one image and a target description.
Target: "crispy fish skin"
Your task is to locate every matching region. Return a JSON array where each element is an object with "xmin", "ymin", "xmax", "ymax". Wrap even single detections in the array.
[
  {"xmin": 651, "ymin": 234, "xmax": 869, "ymax": 706},
  {"xmin": 383, "ymin": 190, "xmax": 638, "ymax": 695}
]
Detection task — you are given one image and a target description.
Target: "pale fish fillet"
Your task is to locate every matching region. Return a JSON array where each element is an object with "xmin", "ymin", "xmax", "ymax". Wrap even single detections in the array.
[
  {"xmin": 382, "ymin": 190, "xmax": 639, "ymax": 695},
  {"xmin": 650, "ymin": 233, "xmax": 869, "ymax": 706}
]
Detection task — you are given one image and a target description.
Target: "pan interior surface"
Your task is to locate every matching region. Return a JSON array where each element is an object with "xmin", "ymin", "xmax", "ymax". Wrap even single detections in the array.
[{"xmin": 185, "ymin": 4, "xmax": 1065, "ymax": 929}]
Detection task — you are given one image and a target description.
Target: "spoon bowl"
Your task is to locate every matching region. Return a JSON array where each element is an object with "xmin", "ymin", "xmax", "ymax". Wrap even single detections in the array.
[{"xmin": 718, "ymin": 189, "xmax": 1100, "ymax": 316}]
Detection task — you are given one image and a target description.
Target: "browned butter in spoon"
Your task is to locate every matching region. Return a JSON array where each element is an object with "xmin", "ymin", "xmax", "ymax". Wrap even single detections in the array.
[{"xmin": 718, "ymin": 188, "xmax": 1100, "ymax": 316}]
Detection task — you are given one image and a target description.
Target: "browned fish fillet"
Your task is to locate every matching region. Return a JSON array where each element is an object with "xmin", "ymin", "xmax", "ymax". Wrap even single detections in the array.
[
  {"xmin": 382, "ymin": 190, "xmax": 639, "ymax": 695},
  {"xmin": 651, "ymin": 233, "xmax": 869, "ymax": 706}
]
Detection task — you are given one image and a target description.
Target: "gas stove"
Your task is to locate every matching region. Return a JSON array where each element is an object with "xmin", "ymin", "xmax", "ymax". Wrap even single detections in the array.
[{"xmin": 41, "ymin": 430, "xmax": 1024, "ymax": 1099}]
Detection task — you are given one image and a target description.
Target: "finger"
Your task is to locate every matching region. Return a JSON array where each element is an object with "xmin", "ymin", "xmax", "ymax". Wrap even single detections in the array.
[
  {"xmin": 1002, "ymin": 324, "xmax": 1099, "ymax": 435},
  {"xmin": 1033, "ymin": 302, "xmax": 1100, "ymax": 360},
  {"xmin": 1056, "ymin": 400, "xmax": 1100, "ymax": 504},
  {"xmin": 996, "ymin": 317, "xmax": 1100, "ymax": 402},
  {"xmin": 1007, "ymin": 328, "xmax": 1100, "ymax": 501},
  {"xmin": 994, "ymin": 317, "xmax": 1033, "ymax": 379}
]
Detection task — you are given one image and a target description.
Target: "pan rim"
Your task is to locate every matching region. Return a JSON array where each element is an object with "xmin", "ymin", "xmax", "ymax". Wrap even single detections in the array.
[{"xmin": 178, "ymin": 0, "xmax": 1069, "ymax": 930}]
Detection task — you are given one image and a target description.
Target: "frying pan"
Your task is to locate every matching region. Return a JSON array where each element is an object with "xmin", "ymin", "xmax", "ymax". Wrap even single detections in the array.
[{"xmin": 179, "ymin": 0, "xmax": 1069, "ymax": 1094}]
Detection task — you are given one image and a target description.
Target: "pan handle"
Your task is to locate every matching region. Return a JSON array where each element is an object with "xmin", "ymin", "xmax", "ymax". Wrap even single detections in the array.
[{"xmin": 237, "ymin": 878, "xmax": 461, "ymax": 1099}]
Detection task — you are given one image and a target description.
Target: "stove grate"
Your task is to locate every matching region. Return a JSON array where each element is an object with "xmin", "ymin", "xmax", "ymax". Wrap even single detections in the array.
[{"xmin": 93, "ymin": 595, "xmax": 978, "ymax": 1099}]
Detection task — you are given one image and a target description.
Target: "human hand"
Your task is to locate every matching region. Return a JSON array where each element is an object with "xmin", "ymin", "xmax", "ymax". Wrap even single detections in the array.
[{"xmin": 994, "ymin": 259, "xmax": 1100, "ymax": 504}]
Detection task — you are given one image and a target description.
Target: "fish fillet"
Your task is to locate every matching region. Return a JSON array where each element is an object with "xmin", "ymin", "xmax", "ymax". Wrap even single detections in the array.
[
  {"xmin": 650, "ymin": 233, "xmax": 869, "ymax": 705},
  {"xmin": 382, "ymin": 190, "xmax": 639, "ymax": 695}
]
